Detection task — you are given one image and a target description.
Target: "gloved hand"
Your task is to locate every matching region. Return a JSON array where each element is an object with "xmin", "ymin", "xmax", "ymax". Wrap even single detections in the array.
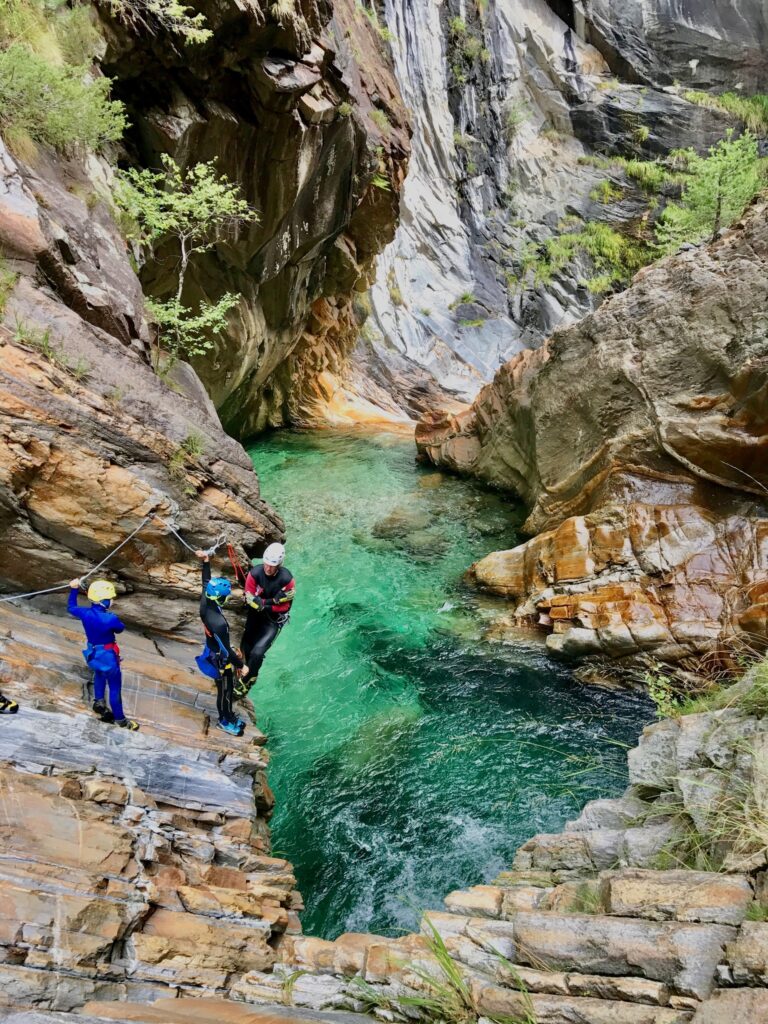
[{"xmin": 247, "ymin": 594, "xmax": 267, "ymax": 612}]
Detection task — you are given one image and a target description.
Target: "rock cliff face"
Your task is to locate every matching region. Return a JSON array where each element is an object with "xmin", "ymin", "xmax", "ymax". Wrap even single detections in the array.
[
  {"xmin": 0, "ymin": 132, "xmax": 285, "ymax": 623},
  {"xmin": 0, "ymin": 0, "xmax": 415, "ymax": 608},
  {"xmin": 358, "ymin": 0, "xmax": 764, "ymax": 419},
  {"xmin": 417, "ymin": 204, "xmax": 768, "ymax": 673},
  {"xmin": 101, "ymin": 0, "xmax": 410, "ymax": 436}
]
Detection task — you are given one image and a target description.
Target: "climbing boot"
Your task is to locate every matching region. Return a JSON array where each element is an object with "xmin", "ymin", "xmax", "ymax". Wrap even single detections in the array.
[
  {"xmin": 92, "ymin": 700, "xmax": 114, "ymax": 724},
  {"xmin": 0, "ymin": 695, "xmax": 19, "ymax": 715},
  {"xmin": 116, "ymin": 717, "xmax": 140, "ymax": 731},
  {"xmin": 216, "ymin": 718, "xmax": 244, "ymax": 737}
]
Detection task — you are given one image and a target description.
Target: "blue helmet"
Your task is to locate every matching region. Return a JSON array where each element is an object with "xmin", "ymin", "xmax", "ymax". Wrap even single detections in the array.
[{"xmin": 205, "ymin": 577, "xmax": 232, "ymax": 603}]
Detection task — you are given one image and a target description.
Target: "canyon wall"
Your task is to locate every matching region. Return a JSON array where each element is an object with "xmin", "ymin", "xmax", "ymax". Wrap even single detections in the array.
[
  {"xmin": 358, "ymin": 0, "xmax": 754, "ymax": 419},
  {"xmin": 417, "ymin": 203, "xmax": 768, "ymax": 676},
  {"xmin": 100, "ymin": 0, "xmax": 411, "ymax": 435},
  {"xmin": 0, "ymin": 0, "xmax": 412, "ymax": 611}
]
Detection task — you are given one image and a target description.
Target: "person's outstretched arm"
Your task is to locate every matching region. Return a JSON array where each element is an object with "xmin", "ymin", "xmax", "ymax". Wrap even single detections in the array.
[
  {"xmin": 197, "ymin": 551, "xmax": 211, "ymax": 618},
  {"xmin": 67, "ymin": 580, "xmax": 86, "ymax": 621}
]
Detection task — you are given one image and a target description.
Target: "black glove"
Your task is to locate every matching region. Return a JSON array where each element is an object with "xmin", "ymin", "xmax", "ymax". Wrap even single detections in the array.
[{"xmin": 247, "ymin": 594, "xmax": 267, "ymax": 612}]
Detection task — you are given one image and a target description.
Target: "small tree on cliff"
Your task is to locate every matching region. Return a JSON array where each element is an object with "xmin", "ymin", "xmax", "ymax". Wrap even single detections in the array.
[
  {"xmin": 657, "ymin": 131, "xmax": 763, "ymax": 253},
  {"xmin": 116, "ymin": 155, "xmax": 258, "ymax": 369}
]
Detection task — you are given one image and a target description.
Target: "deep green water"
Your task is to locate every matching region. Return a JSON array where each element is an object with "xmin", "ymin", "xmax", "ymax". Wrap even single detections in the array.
[{"xmin": 247, "ymin": 431, "xmax": 651, "ymax": 940}]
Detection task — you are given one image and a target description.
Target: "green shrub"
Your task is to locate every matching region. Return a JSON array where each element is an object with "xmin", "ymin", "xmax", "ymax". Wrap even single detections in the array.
[
  {"xmin": 0, "ymin": 43, "xmax": 126, "ymax": 152},
  {"xmin": 590, "ymin": 179, "xmax": 623, "ymax": 204},
  {"xmin": 657, "ymin": 131, "xmax": 764, "ymax": 251},
  {"xmin": 584, "ymin": 273, "xmax": 614, "ymax": 294},
  {"xmin": 370, "ymin": 108, "xmax": 391, "ymax": 134},
  {"xmin": 0, "ymin": 258, "xmax": 18, "ymax": 314},
  {"xmin": 116, "ymin": 155, "xmax": 257, "ymax": 367},
  {"xmin": 337, "ymin": 101, "xmax": 353, "ymax": 118},
  {"xmin": 619, "ymin": 157, "xmax": 670, "ymax": 191},
  {"xmin": 180, "ymin": 431, "xmax": 205, "ymax": 457},
  {"xmin": 448, "ymin": 16, "xmax": 466, "ymax": 36},
  {"xmin": 103, "ymin": 0, "xmax": 211, "ymax": 43},
  {"xmin": 503, "ymin": 100, "xmax": 527, "ymax": 142},
  {"xmin": 578, "ymin": 153, "xmax": 673, "ymax": 192},
  {"xmin": 523, "ymin": 221, "xmax": 653, "ymax": 292}
]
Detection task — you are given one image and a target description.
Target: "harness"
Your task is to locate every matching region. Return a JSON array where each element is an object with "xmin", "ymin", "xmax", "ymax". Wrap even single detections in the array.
[
  {"xmin": 196, "ymin": 627, "xmax": 232, "ymax": 680},
  {"xmin": 83, "ymin": 641, "xmax": 120, "ymax": 672}
]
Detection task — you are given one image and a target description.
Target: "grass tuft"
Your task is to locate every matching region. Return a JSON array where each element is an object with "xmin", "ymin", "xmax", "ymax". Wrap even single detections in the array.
[{"xmin": 684, "ymin": 90, "xmax": 768, "ymax": 136}]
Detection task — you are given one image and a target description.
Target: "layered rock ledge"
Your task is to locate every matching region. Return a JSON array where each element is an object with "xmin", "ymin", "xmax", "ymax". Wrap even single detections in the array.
[
  {"xmin": 11, "ymin": 669, "xmax": 767, "ymax": 1023},
  {"xmin": 0, "ymin": 600, "xmax": 302, "ymax": 1010},
  {"xmin": 416, "ymin": 204, "xmax": 768, "ymax": 674}
]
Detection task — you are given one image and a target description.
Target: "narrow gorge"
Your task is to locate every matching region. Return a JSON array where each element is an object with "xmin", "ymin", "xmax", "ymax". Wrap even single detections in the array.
[{"xmin": 0, "ymin": 1, "xmax": 767, "ymax": 1023}]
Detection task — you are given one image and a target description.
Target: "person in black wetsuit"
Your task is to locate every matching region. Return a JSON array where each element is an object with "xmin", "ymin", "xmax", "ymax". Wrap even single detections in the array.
[
  {"xmin": 236, "ymin": 542, "xmax": 294, "ymax": 700},
  {"xmin": 196, "ymin": 550, "xmax": 249, "ymax": 737}
]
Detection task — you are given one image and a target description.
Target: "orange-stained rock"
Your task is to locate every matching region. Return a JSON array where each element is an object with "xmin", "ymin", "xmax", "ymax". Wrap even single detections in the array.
[{"xmin": 472, "ymin": 501, "xmax": 767, "ymax": 669}]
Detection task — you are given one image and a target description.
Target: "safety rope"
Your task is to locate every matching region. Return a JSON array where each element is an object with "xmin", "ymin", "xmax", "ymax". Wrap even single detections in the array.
[
  {"xmin": 150, "ymin": 514, "xmax": 227, "ymax": 559},
  {"xmin": 227, "ymin": 542, "xmax": 247, "ymax": 587},
  {"xmin": 0, "ymin": 512, "xmax": 232, "ymax": 605}
]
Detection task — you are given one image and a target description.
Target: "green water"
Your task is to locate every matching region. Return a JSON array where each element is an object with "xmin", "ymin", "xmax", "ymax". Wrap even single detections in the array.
[{"xmin": 247, "ymin": 431, "xmax": 651, "ymax": 940}]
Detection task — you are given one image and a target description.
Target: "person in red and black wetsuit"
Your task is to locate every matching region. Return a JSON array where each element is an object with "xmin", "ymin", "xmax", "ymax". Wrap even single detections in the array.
[{"xmin": 236, "ymin": 543, "xmax": 295, "ymax": 699}]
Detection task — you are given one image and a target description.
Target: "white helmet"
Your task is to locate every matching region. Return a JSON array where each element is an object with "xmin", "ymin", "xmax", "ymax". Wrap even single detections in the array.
[{"xmin": 263, "ymin": 542, "xmax": 285, "ymax": 566}]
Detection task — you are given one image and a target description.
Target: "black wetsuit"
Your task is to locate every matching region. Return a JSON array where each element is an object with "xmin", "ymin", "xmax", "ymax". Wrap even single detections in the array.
[
  {"xmin": 200, "ymin": 562, "xmax": 243, "ymax": 724},
  {"xmin": 242, "ymin": 564, "xmax": 294, "ymax": 681}
]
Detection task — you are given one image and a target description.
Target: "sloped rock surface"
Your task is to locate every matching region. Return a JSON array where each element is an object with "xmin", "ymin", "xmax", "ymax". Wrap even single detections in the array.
[
  {"xmin": 230, "ymin": 701, "xmax": 767, "ymax": 1024},
  {"xmin": 0, "ymin": 601, "xmax": 300, "ymax": 1012}
]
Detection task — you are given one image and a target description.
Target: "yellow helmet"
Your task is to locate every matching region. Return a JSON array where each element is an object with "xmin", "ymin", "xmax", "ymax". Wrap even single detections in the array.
[{"xmin": 87, "ymin": 580, "xmax": 116, "ymax": 604}]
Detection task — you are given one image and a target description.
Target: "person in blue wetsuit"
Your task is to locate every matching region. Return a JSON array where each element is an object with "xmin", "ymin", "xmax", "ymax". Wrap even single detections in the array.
[{"xmin": 67, "ymin": 578, "xmax": 139, "ymax": 730}]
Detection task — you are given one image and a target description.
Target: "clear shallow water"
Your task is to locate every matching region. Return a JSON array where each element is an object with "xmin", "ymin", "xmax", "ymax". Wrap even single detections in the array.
[{"xmin": 247, "ymin": 431, "xmax": 651, "ymax": 940}]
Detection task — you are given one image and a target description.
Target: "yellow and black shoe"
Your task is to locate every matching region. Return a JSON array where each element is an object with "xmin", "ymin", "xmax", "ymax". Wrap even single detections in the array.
[
  {"xmin": 116, "ymin": 718, "xmax": 140, "ymax": 731},
  {"xmin": 0, "ymin": 695, "xmax": 19, "ymax": 715}
]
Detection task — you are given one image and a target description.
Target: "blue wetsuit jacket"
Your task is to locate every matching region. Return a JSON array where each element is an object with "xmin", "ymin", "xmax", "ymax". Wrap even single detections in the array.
[{"xmin": 67, "ymin": 589, "xmax": 126, "ymax": 645}]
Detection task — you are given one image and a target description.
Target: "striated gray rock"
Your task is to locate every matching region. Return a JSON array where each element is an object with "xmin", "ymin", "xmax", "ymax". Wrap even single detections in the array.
[
  {"xmin": 511, "ymin": 912, "xmax": 733, "ymax": 999},
  {"xmin": 0, "ymin": 602, "xmax": 299, "ymax": 1012},
  {"xmin": 573, "ymin": 0, "xmax": 768, "ymax": 90},
  {"xmin": 600, "ymin": 869, "xmax": 753, "ymax": 926}
]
